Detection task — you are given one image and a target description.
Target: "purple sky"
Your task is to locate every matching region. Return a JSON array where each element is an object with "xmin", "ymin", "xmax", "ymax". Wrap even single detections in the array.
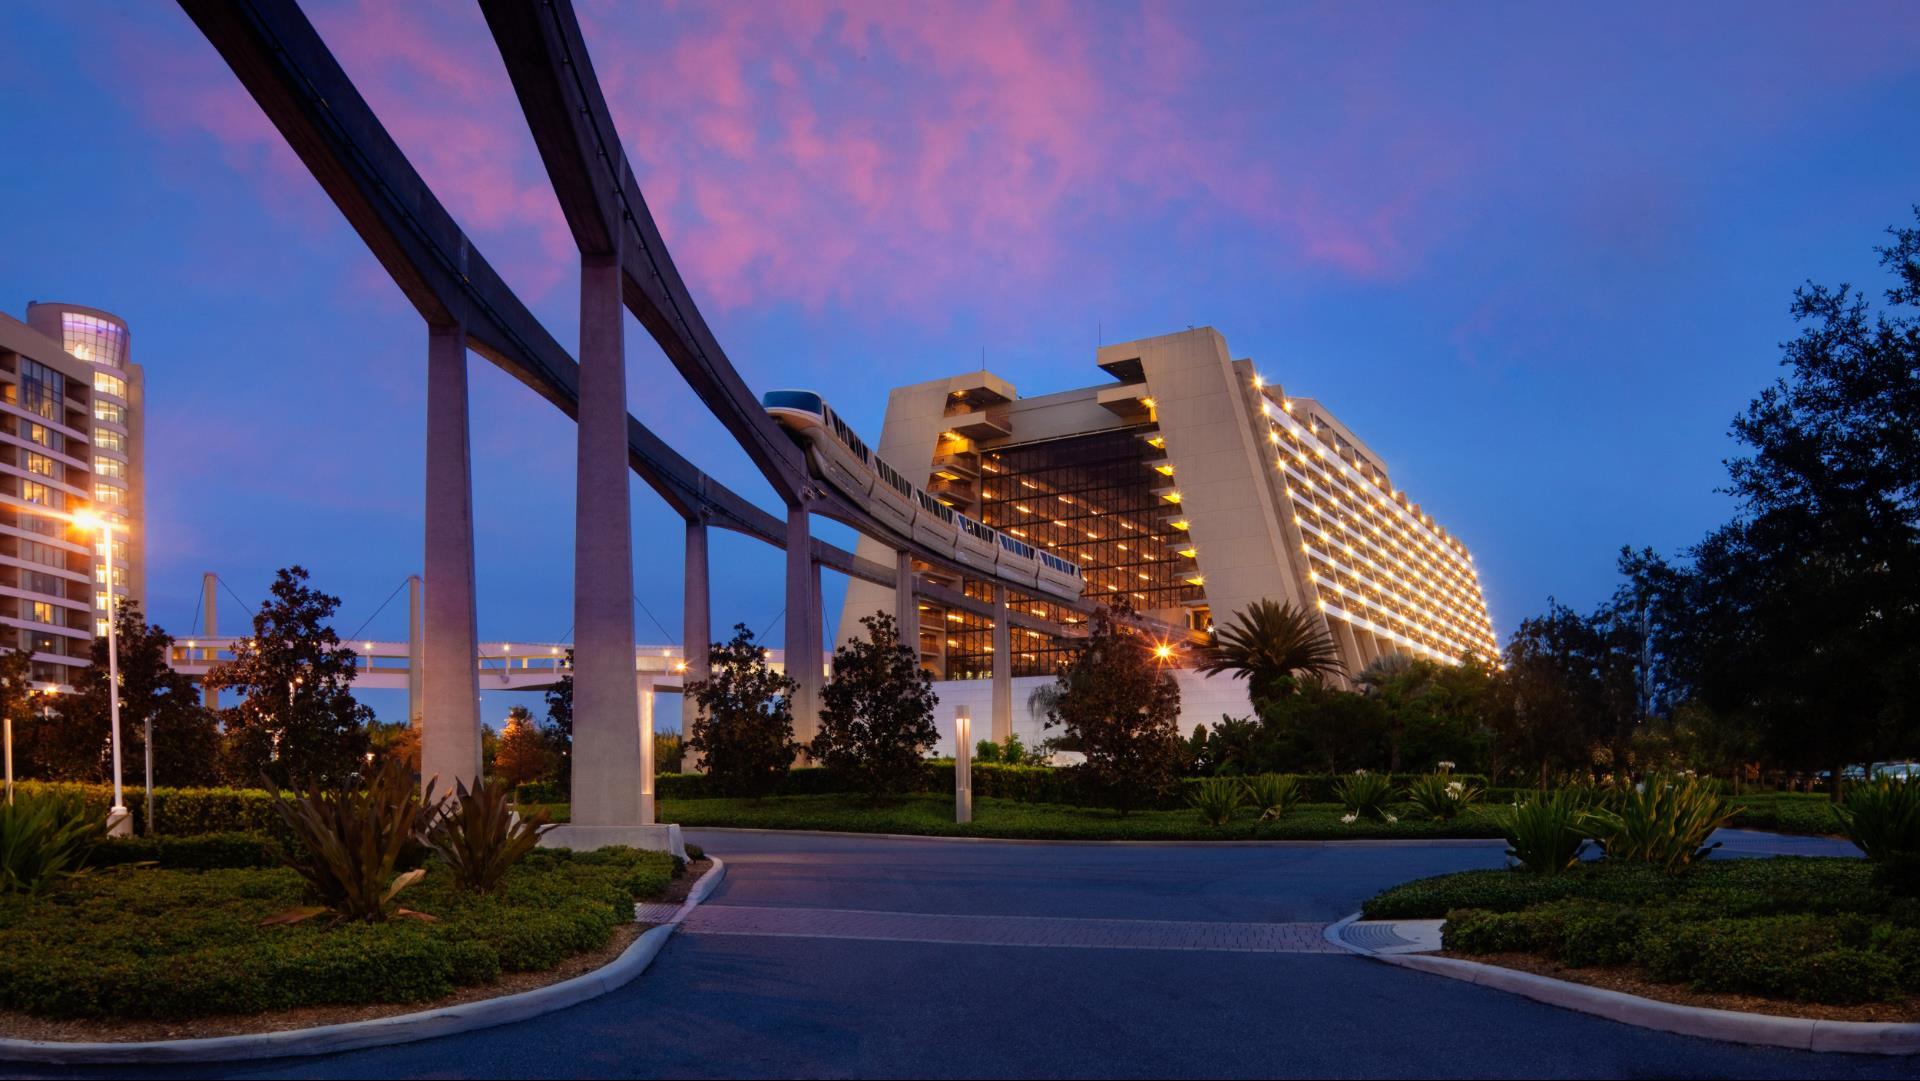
[{"xmin": 3, "ymin": 1, "xmax": 1917, "ymax": 726}]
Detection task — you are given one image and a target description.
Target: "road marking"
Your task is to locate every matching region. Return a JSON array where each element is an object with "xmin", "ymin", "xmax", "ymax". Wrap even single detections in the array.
[{"xmin": 680, "ymin": 904, "xmax": 1343, "ymax": 953}]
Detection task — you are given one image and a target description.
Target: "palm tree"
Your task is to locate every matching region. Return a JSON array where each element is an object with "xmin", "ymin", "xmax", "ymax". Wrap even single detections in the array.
[{"xmin": 1197, "ymin": 599, "xmax": 1344, "ymax": 704}]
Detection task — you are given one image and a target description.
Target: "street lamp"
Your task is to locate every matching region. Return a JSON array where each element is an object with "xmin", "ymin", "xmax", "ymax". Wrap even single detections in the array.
[{"xmin": 72, "ymin": 512, "xmax": 131, "ymax": 837}]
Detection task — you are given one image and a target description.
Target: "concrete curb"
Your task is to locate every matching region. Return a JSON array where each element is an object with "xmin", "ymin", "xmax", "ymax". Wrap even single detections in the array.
[
  {"xmin": 1334, "ymin": 911, "xmax": 1920, "ymax": 1056},
  {"xmin": 0, "ymin": 857, "xmax": 728, "ymax": 1066},
  {"xmin": 687, "ymin": 825, "xmax": 1508, "ymax": 848}
]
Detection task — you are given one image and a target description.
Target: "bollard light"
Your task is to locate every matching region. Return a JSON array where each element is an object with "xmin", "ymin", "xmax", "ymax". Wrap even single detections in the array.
[{"xmin": 954, "ymin": 705, "xmax": 972, "ymax": 824}]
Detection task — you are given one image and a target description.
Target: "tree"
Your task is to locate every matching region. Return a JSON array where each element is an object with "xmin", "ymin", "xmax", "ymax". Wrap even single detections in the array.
[
  {"xmin": 1357, "ymin": 653, "xmax": 1424, "ymax": 772},
  {"xmin": 0, "ymin": 649, "xmax": 46, "ymax": 778},
  {"xmin": 685, "ymin": 624, "xmax": 799, "ymax": 798},
  {"xmin": 49, "ymin": 602, "xmax": 221, "ymax": 787},
  {"xmin": 1262, "ymin": 680, "xmax": 1387, "ymax": 774},
  {"xmin": 810, "ymin": 613, "xmax": 938, "ymax": 800},
  {"xmin": 1041, "ymin": 605, "xmax": 1184, "ymax": 814},
  {"xmin": 492, "ymin": 705, "xmax": 553, "ymax": 789},
  {"xmin": 544, "ymin": 649, "xmax": 573, "ymax": 737},
  {"xmin": 366, "ymin": 719, "xmax": 419, "ymax": 775},
  {"xmin": 1197, "ymin": 599, "xmax": 1344, "ymax": 707},
  {"xmin": 1633, "ymin": 211, "xmax": 1920, "ymax": 795},
  {"xmin": 210, "ymin": 566, "xmax": 372, "ymax": 786}
]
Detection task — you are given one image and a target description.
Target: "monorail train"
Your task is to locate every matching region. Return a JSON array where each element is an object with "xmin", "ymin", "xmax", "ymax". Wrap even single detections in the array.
[{"xmin": 762, "ymin": 390, "xmax": 1084, "ymax": 600}]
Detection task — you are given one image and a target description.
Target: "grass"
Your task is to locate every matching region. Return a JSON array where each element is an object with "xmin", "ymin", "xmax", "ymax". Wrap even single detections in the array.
[{"xmin": 0, "ymin": 845, "xmax": 679, "ymax": 1020}]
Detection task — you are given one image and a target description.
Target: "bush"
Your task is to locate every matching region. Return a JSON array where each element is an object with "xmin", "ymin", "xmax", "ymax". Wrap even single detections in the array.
[
  {"xmin": 1243, "ymin": 774, "xmax": 1302, "ymax": 820},
  {"xmin": 1584, "ymin": 775, "xmax": 1735, "ymax": 873},
  {"xmin": 1333, "ymin": 771, "xmax": 1396, "ymax": 822},
  {"xmin": 1187, "ymin": 778, "xmax": 1244, "ymax": 827},
  {"xmin": 91, "ymin": 831, "xmax": 276, "ymax": 870},
  {"xmin": 0, "ymin": 845, "xmax": 678, "ymax": 1020},
  {"xmin": 1495, "ymin": 790, "xmax": 1592, "ymax": 874},
  {"xmin": 1366, "ymin": 857, "xmax": 1873, "ymax": 920},
  {"xmin": 1405, "ymin": 774, "xmax": 1482, "ymax": 822},
  {"xmin": 0, "ymin": 792, "xmax": 98, "ymax": 894},
  {"xmin": 514, "ymin": 781, "xmax": 565, "ymax": 806}
]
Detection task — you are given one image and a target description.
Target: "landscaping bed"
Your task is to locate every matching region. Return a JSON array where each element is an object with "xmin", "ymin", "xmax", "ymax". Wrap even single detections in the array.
[
  {"xmin": 0, "ymin": 840, "xmax": 689, "ymax": 1036},
  {"xmin": 1364, "ymin": 858, "xmax": 1920, "ymax": 1015},
  {"xmin": 640, "ymin": 793, "xmax": 1509, "ymax": 841}
]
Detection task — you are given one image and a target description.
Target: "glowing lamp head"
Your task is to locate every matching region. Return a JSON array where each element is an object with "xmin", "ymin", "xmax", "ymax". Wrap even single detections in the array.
[
  {"xmin": 71, "ymin": 511, "xmax": 103, "ymax": 534},
  {"xmin": 1153, "ymin": 644, "xmax": 1174, "ymax": 661}
]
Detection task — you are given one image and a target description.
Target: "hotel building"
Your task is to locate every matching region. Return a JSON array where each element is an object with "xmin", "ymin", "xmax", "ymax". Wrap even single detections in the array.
[
  {"xmin": 841, "ymin": 327, "xmax": 1495, "ymax": 703},
  {"xmin": 0, "ymin": 302, "xmax": 143, "ymax": 688}
]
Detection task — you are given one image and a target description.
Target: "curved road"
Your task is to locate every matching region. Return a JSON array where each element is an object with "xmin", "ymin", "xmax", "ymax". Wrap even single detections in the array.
[{"xmin": 12, "ymin": 829, "xmax": 1905, "ymax": 1080}]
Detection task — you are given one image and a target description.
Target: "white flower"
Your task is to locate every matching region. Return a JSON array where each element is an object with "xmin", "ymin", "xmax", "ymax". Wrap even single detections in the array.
[
  {"xmin": 1437, "ymin": 760, "xmax": 1456, "ymax": 773},
  {"xmin": 1385, "ymin": 814, "xmax": 1399, "ymax": 824},
  {"xmin": 1353, "ymin": 768, "xmax": 1368, "ymax": 776},
  {"xmin": 1446, "ymin": 781, "xmax": 1464, "ymax": 798},
  {"xmin": 1340, "ymin": 813, "xmax": 1358, "ymax": 824}
]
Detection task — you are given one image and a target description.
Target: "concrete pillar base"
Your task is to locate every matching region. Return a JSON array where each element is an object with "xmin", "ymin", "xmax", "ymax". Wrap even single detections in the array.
[
  {"xmin": 106, "ymin": 807, "xmax": 132, "ymax": 837},
  {"xmin": 540, "ymin": 822, "xmax": 685, "ymax": 859}
]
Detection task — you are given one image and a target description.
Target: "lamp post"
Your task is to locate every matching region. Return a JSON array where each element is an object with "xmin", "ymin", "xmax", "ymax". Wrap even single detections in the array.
[{"xmin": 75, "ymin": 513, "xmax": 130, "ymax": 837}]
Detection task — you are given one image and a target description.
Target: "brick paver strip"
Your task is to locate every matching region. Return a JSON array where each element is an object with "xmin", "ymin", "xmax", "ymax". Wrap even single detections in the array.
[{"xmin": 682, "ymin": 905, "xmax": 1341, "ymax": 954}]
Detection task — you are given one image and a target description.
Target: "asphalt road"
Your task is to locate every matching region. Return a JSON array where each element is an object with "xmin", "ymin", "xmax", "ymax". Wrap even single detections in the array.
[{"xmin": 7, "ymin": 827, "xmax": 1906, "ymax": 1080}]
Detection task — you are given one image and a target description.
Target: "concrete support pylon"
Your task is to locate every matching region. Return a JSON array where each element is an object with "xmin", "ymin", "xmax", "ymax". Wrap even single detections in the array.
[
  {"xmin": 680, "ymin": 517, "xmax": 710, "ymax": 734},
  {"xmin": 784, "ymin": 503, "xmax": 821, "ymax": 747},
  {"xmin": 420, "ymin": 322, "xmax": 482, "ymax": 794},
  {"xmin": 406, "ymin": 575, "xmax": 424, "ymax": 729},
  {"xmin": 893, "ymin": 549, "xmax": 917, "ymax": 660},
  {"xmin": 568, "ymin": 251, "xmax": 645, "ymax": 831},
  {"xmin": 990, "ymin": 583, "xmax": 1012, "ymax": 743},
  {"xmin": 201, "ymin": 572, "xmax": 218, "ymax": 710}
]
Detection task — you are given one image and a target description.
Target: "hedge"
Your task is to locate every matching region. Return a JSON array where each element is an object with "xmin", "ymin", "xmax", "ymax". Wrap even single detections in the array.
[
  {"xmin": 1444, "ymin": 906, "xmax": 1917, "ymax": 1005},
  {"xmin": 9, "ymin": 781, "xmax": 282, "ymax": 837},
  {"xmin": 0, "ymin": 846, "xmax": 679, "ymax": 1020},
  {"xmin": 1364, "ymin": 857, "xmax": 1878, "ymax": 920},
  {"xmin": 1372, "ymin": 856, "xmax": 1918, "ymax": 1007},
  {"xmin": 653, "ymin": 766, "xmax": 1500, "ymax": 810}
]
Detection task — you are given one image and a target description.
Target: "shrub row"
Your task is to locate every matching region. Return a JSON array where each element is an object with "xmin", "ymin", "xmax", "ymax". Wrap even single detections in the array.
[
  {"xmin": 1364, "ymin": 857, "xmax": 1878, "ymax": 921},
  {"xmin": 1444, "ymin": 903, "xmax": 1920, "ymax": 1005},
  {"xmin": 0, "ymin": 846, "xmax": 678, "ymax": 1020},
  {"xmin": 653, "ymin": 766, "xmax": 1501, "ymax": 809},
  {"xmin": 10, "ymin": 781, "xmax": 283, "ymax": 837},
  {"xmin": 89, "ymin": 831, "xmax": 279, "ymax": 871}
]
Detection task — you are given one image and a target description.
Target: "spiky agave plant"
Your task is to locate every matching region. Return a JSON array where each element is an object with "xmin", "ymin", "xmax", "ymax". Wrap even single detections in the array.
[
  {"xmin": 1584, "ymin": 774, "xmax": 1735, "ymax": 873},
  {"xmin": 429, "ymin": 777, "xmax": 554, "ymax": 892},
  {"xmin": 1243, "ymin": 774, "xmax": 1303, "ymax": 820},
  {"xmin": 0, "ymin": 792, "xmax": 98, "ymax": 895},
  {"xmin": 1333, "ymin": 770, "xmax": 1398, "ymax": 822},
  {"xmin": 1187, "ymin": 777, "xmax": 1245, "ymax": 827},
  {"xmin": 262, "ymin": 757, "xmax": 442, "ymax": 924},
  {"xmin": 1405, "ymin": 774, "xmax": 1484, "ymax": 822},
  {"xmin": 1495, "ymin": 789, "xmax": 1595, "ymax": 874}
]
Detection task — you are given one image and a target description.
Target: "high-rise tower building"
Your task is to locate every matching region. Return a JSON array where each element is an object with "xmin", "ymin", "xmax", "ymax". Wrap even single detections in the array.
[
  {"xmin": 841, "ymin": 327, "xmax": 1495, "ymax": 682},
  {"xmin": 0, "ymin": 302, "xmax": 143, "ymax": 687}
]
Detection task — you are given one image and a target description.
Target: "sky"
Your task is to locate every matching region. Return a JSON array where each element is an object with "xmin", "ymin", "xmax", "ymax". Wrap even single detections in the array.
[{"xmin": 1, "ymin": 1, "xmax": 1917, "ymax": 727}]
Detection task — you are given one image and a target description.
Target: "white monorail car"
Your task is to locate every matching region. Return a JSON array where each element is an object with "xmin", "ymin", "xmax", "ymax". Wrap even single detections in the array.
[{"xmin": 762, "ymin": 389, "xmax": 1083, "ymax": 600}]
